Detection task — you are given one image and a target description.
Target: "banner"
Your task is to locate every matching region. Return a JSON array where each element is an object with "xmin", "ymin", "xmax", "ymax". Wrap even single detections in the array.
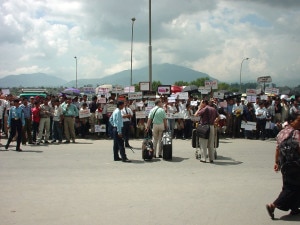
[
  {"xmin": 135, "ymin": 111, "xmax": 146, "ymax": 119},
  {"xmin": 79, "ymin": 108, "xmax": 91, "ymax": 118},
  {"xmin": 128, "ymin": 92, "xmax": 143, "ymax": 100},
  {"xmin": 178, "ymin": 92, "xmax": 189, "ymax": 99},
  {"xmin": 241, "ymin": 121, "xmax": 256, "ymax": 130}
]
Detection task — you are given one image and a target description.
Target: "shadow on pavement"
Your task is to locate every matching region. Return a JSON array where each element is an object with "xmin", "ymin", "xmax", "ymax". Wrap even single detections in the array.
[
  {"xmin": 280, "ymin": 214, "xmax": 300, "ymax": 221},
  {"xmin": 214, "ymin": 155, "xmax": 243, "ymax": 166}
]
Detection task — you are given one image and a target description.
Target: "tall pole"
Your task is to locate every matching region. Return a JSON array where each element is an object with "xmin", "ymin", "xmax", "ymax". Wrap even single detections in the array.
[
  {"xmin": 239, "ymin": 57, "xmax": 249, "ymax": 93},
  {"xmin": 149, "ymin": 0, "xmax": 152, "ymax": 90},
  {"xmin": 130, "ymin": 17, "xmax": 136, "ymax": 86},
  {"xmin": 74, "ymin": 56, "xmax": 77, "ymax": 88}
]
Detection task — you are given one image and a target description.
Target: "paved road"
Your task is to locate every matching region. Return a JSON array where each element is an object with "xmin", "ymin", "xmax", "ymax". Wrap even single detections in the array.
[{"xmin": 0, "ymin": 137, "xmax": 299, "ymax": 225}]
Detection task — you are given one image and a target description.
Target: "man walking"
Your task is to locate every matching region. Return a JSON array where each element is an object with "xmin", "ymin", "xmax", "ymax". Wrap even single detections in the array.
[
  {"xmin": 145, "ymin": 99, "xmax": 168, "ymax": 158},
  {"xmin": 5, "ymin": 99, "xmax": 25, "ymax": 151},
  {"xmin": 109, "ymin": 101, "xmax": 131, "ymax": 162}
]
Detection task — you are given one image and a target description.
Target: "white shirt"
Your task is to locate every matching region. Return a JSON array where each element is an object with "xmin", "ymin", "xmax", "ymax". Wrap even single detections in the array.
[{"xmin": 121, "ymin": 106, "xmax": 133, "ymax": 122}]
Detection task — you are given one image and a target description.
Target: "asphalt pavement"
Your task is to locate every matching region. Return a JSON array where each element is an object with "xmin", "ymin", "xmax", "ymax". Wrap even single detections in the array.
[{"xmin": 0, "ymin": 136, "xmax": 299, "ymax": 225}]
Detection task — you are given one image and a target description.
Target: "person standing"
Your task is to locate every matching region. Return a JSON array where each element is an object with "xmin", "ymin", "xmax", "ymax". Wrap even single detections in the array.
[
  {"xmin": 194, "ymin": 100, "xmax": 219, "ymax": 163},
  {"xmin": 51, "ymin": 99, "xmax": 63, "ymax": 143},
  {"xmin": 109, "ymin": 101, "xmax": 131, "ymax": 162},
  {"xmin": 266, "ymin": 115, "xmax": 300, "ymax": 219},
  {"xmin": 88, "ymin": 96, "xmax": 97, "ymax": 136},
  {"xmin": 37, "ymin": 98, "xmax": 52, "ymax": 145},
  {"xmin": 31, "ymin": 101, "xmax": 40, "ymax": 144},
  {"xmin": 255, "ymin": 101, "xmax": 267, "ymax": 140},
  {"xmin": 121, "ymin": 100, "xmax": 133, "ymax": 148},
  {"xmin": 20, "ymin": 98, "xmax": 32, "ymax": 145},
  {"xmin": 145, "ymin": 99, "xmax": 168, "ymax": 158},
  {"xmin": 61, "ymin": 97, "xmax": 78, "ymax": 143},
  {"xmin": 5, "ymin": 99, "xmax": 25, "ymax": 151},
  {"xmin": 232, "ymin": 99, "xmax": 244, "ymax": 138}
]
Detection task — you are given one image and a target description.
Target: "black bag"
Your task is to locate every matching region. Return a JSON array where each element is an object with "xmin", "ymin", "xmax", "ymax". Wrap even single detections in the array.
[
  {"xmin": 142, "ymin": 138, "xmax": 154, "ymax": 160},
  {"xmin": 196, "ymin": 124, "xmax": 210, "ymax": 139},
  {"xmin": 162, "ymin": 131, "xmax": 172, "ymax": 160}
]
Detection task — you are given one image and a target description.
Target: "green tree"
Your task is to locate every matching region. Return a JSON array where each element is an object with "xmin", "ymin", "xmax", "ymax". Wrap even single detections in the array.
[
  {"xmin": 174, "ymin": 81, "xmax": 189, "ymax": 86},
  {"xmin": 152, "ymin": 80, "xmax": 162, "ymax": 92},
  {"xmin": 190, "ymin": 77, "xmax": 210, "ymax": 87}
]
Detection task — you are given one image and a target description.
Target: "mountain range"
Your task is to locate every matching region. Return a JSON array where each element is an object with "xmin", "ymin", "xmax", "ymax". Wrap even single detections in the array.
[{"xmin": 0, "ymin": 64, "xmax": 212, "ymax": 88}]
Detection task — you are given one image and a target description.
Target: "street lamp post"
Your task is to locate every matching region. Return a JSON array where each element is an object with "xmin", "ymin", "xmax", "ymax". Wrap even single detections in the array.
[
  {"xmin": 149, "ymin": 0, "xmax": 152, "ymax": 90},
  {"xmin": 74, "ymin": 56, "xmax": 78, "ymax": 88},
  {"xmin": 130, "ymin": 17, "xmax": 136, "ymax": 86},
  {"xmin": 239, "ymin": 57, "xmax": 249, "ymax": 93}
]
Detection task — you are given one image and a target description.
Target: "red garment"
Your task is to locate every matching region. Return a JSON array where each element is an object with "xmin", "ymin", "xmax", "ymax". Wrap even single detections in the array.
[
  {"xmin": 32, "ymin": 107, "xmax": 41, "ymax": 123},
  {"xmin": 197, "ymin": 105, "xmax": 219, "ymax": 125},
  {"xmin": 276, "ymin": 125, "xmax": 300, "ymax": 148}
]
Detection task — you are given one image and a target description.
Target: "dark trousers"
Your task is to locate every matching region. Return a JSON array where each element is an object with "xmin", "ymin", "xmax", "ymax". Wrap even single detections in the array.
[
  {"xmin": 256, "ymin": 118, "xmax": 266, "ymax": 139},
  {"xmin": 233, "ymin": 115, "xmax": 242, "ymax": 138},
  {"xmin": 32, "ymin": 121, "xmax": 39, "ymax": 142},
  {"xmin": 122, "ymin": 121, "xmax": 131, "ymax": 145},
  {"xmin": 6, "ymin": 119, "xmax": 22, "ymax": 150},
  {"xmin": 113, "ymin": 127, "xmax": 127, "ymax": 160},
  {"xmin": 184, "ymin": 119, "xmax": 192, "ymax": 138},
  {"xmin": 52, "ymin": 121, "xmax": 63, "ymax": 141},
  {"xmin": 22, "ymin": 118, "xmax": 32, "ymax": 144}
]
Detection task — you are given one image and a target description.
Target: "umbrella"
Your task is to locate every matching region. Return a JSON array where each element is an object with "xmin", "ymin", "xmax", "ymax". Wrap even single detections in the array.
[
  {"xmin": 62, "ymin": 88, "xmax": 81, "ymax": 96},
  {"xmin": 171, "ymin": 85, "xmax": 183, "ymax": 93},
  {"xmin": 182, "ymin": 85, "xmax": 199, "ymax": 93}
]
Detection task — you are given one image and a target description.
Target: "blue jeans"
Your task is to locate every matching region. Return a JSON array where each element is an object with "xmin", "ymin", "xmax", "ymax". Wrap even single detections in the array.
[
  {"xmin": 112, "ymin": 127, "xmax": 127, "ymax": 160},
  {"xmin": 52, "ymin": 121, "xmax": 63, "ymax": 141}
]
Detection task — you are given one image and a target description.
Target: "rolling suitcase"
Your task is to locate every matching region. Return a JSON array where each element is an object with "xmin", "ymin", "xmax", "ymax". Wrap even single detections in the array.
[
  {"xmin": 162, "ymin": 131, "xmax": 172, "ymax": 160},
  {"xmin": 142, "ymin": 133, "xmax": 154, "ymax": 161}
]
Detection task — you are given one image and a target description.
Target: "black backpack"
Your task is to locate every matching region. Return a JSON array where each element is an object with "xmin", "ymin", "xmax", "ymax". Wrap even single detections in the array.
[{"xmin": 279, "ymin": 130, "xmax": 300, "ymax": 185}]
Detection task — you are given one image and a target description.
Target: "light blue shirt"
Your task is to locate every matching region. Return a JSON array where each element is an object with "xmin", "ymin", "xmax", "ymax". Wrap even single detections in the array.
[
  {"xmin": 8, "ymin": 106, "xmax": 25, "ymax": 126},
  {"xmin": 110, "ymin": 108, "xmax": 123, "ymax": 134}
]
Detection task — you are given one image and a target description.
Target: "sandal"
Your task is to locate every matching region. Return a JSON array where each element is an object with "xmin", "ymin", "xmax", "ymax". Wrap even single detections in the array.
[{"xmin": 266, "ymin": 204, "xmax": 275, "ymax": 219}]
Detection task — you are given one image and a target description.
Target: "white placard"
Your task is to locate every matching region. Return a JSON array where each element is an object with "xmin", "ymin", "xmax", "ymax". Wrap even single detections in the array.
[
  {"xmin": 97, "ymin": 88, "xmax": 110, "ymax": 95},
  {"xmin": 241, "ymin": 121, "xmax": 256, "ymax": 130},
  {"xmin": 213, "ymin": 92, "xmax": 225, "ymax": 99},
  {"xmin": 168, "ymin": 97, "xmax": 176, "ymax": 103},
  {"xmin": 128, "ymin": 92, "xmax": 143, "ymax": 100},
  {"xmin": 145, "ymin": 106, "xmax": 154, "ymax": 116},
  {"xmin": 246, "ymin": 89, "xmax": 257, "ymax": 96},
  {"xmin": 97, "ymin": 97, "xmax": 107, "ymax": 103},
  {"xmin": 204, "ymin": 80, "xmax": 218, "ymax": 89},
  {"xmin": 136, "ymin": 101, "xmax": 144, "ymax": 107},
  {"xmin": 140, "ymin": 82, "xmax": 150, "ymax": 91},
  {"xmin": 124, "ymin": 86, "xmax": 135, "ymax": 93},
  {"xmin": 147, "ymin": 101, "xmax": 155, "ymax": 107},
  {"xmin": 198, "ymin": 86, "xmax": 211, "ymax": 94},
  {"xmin": 95, "ymin": 124, "xmax": 106, "ymax": 132},
  {"xmin": 79, "ymin": 109, "xmax": 91, "ymax": 118},
  {"xmin": 106, "ymin": 104, "xmax": 117, "ymax": 113},
  {"xmin": 135, "ymin": 111, "xmax": 146, "ymax": 119},
  {"xmin": 191, "ymin": 101, "xmax": 198, "ymax": 106},
  {"xmin": 178, "ymin": 92, "xmax": 189, "ymax": 100}
]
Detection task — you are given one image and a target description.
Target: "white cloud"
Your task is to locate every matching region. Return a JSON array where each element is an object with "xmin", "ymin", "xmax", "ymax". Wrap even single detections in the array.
[{"xmin": 0, "ymin": 0, "xmax": 299, "ymax": 87}]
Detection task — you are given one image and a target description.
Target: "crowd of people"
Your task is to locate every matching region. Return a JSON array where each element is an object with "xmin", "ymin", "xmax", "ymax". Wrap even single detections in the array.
[{"xmin": 0, "ymin": 92, "xmax": 299, "ymax": 151}]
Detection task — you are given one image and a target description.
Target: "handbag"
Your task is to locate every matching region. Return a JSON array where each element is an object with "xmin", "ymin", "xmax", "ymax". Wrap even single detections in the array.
[
  {"xmin": 196, "ymin": 124, "xmax": 210, "ymax": 139},
  {"xmin": 196, "ymin": 107, "xmax": 210, "ymax": 139}
]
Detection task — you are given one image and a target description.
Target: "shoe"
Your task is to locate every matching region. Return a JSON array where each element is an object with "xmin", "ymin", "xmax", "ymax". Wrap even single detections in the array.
[
  {"xmin": 200, "ymin": 160, "xmax": 206, "ymax": 163},
  {"xmin": 125, "ymin": 144, "xmax": 133, "ymax": 148},
  {"xmin": 64, "ymin": 140, "xmax": 70, "ymax": 143},
  {"xmin": 58, "ymin": 140, "xmax": 62, "ymax": 143},
  {"xmin": 122, "ymin": 159, "xmax": 132, "ymax": 163},
  {"xmin": 158, "ymin": 155, "xmax": 162, "ymax": 158},
  {"xmin": 290, "ymin": 209, "xmax": 300, "ymax": 215},
  {"xmin": 44, "ymin": 141, "xmax": 49, "ymax": 144},
  {"xmin": 36, "ymin": 142, "xmax": 40, "ymax": 145},
  {"xmin": 5, "ymin": 144, "xmax": 8, "ymax": 150},
  {"xmin": 51, "ymin": 140, "xmax": 56, "ymax": 143},
  {"xmin": 209, "ymin": 160, "xmax": 214, "ymax": 163},
  {"xmin": 16, "ymin": 148, "xmax": 22, "ymax": 152},
  {"xmin": 266, "ymin": 204, "xmax": 275, "ymax": 219},
  {"xmin": 72, "ymin": 139, "xmax": 75, "ymax": 143},
  {"xmin": 28, "ymin": 142, "xmax": 33, "ymax": 144},
  {"xmin": 114, "ymin": 158, "xmax": 122, "ymax": 161}
]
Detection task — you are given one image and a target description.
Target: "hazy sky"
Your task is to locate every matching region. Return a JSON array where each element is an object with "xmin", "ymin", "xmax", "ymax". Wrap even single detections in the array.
[{"xmin": 0, "ymin": 0, "xmax": 299, "ymax": 86}]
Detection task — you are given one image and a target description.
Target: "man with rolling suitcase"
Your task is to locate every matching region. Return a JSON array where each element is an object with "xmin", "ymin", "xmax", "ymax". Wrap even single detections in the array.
[{"xmin": 145, "ymin": 99, "xmax": 167, "ymax": 158}]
